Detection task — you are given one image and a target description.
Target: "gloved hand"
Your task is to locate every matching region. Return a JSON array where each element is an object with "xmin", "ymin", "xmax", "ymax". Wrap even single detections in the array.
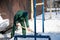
[
  {"xmin": 16, "ymin": 23, "xmax": 21, "ymax": 27},
  {"xmin": 27, "ymin": 27, "xmax": 32, "ymax": 32}
]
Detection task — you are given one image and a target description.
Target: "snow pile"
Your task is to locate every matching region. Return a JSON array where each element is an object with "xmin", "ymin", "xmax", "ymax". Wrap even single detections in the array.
[{"xmin": 0, "ymin": 16, "xmax": 9, "ymax": 31}]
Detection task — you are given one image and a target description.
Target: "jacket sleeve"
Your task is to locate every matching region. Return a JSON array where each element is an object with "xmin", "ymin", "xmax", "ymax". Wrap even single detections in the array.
[
  {"xmin": 14, "ymin": 14, "xmax": 19, "ymax": 24},
  {"xmin": 25, "ymin": 12, "xmax": 29, "ymax": 28}
]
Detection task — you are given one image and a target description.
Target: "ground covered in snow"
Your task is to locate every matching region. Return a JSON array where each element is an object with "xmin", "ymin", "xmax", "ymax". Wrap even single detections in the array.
[{"xmin": 0, "ymin": 12, "xmax": 60, "ymax": 40}]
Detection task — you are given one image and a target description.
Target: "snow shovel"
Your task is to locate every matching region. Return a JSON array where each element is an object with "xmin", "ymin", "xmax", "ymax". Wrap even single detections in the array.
[{"xmin": 20, "ymin": 26, "xmax": 38, "ymax": 35}]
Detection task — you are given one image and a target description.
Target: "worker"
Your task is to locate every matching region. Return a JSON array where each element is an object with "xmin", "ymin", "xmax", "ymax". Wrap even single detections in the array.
[{"xmin": 11, "ymin": 10, "xmax": 30, "ymax": 38}]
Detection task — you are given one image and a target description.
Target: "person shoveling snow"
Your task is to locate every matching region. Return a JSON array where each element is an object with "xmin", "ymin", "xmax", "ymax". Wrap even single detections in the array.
[{"xmin": 11, "ymin": 10, "xmax": 31, "ymax": 38}]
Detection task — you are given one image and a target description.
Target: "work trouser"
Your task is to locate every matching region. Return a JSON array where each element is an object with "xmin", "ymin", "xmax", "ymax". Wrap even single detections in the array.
[{"xmin": 11, "ymin": 20, "xmax": 26, "ymax": 38}]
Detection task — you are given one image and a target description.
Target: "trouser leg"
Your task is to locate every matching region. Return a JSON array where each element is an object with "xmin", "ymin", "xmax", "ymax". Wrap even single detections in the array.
[
  {"xmin": 11, "ymin": 24, "xmax": 15, "ymax": 38},
  {"xmin": 20, "ymin": 21, "xmax": 26, "ymax": 35},
  {"xmin": 11, "ymin": 22, "xmax": 17, "ymax": 38}
]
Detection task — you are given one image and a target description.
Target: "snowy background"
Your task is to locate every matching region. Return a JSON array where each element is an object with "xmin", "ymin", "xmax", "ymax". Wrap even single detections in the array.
[{"xmin": 0, "ymin": 12, "xmax": 60, "ymax": 40}]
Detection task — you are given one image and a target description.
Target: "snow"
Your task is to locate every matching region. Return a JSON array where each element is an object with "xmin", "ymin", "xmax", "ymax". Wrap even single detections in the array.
[
  {"xmin": 29, "ymin": 19, "xmax": 60, "ymax": 33},
  {"xmin": 0, "ymin": 15, "xmax": 9, "ymax": 31},
  {"xmin": 47, "ymin": 8, "xmax": 60, "ymax": 11},
  {"xmin": 29, "ymin": 12, "xmax": 60, "ymax": 33},
  {"xmin": 0, "ymin": 12, "xmax": 60, "ymax": 40}
]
